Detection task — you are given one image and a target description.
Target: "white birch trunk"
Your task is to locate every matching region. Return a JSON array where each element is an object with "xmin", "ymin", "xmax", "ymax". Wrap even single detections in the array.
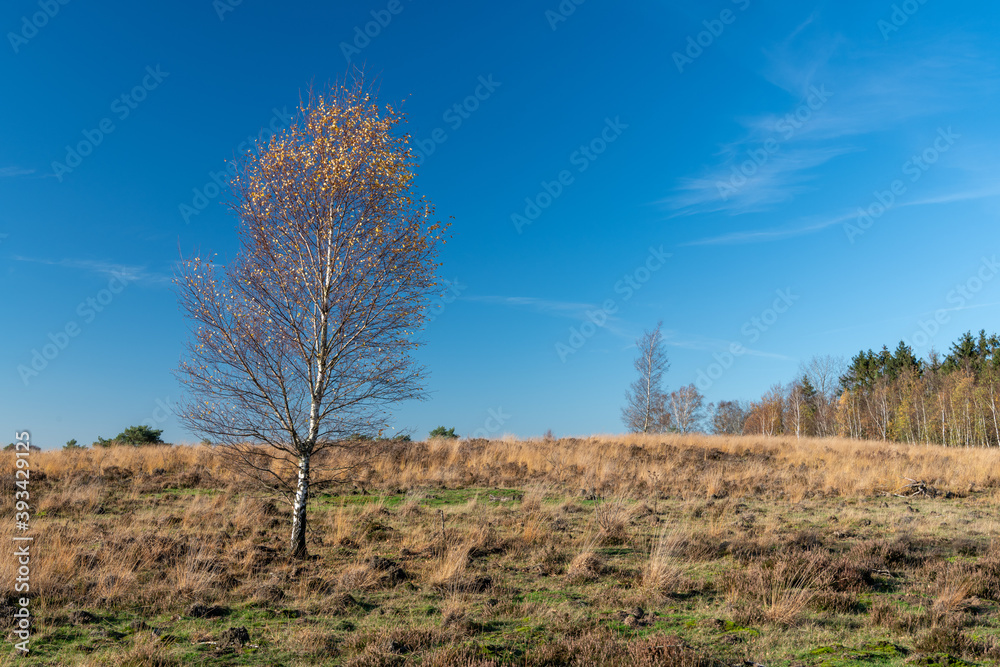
[{"xmin": 290, "ymin": 452, "xmax": 310, "ymax": 558}]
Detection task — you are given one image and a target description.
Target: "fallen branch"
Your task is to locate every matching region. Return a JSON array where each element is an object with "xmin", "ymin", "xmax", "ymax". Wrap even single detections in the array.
[{"xmin": 894, "ymin": 477, "xmax": 939, "ymax": 498}]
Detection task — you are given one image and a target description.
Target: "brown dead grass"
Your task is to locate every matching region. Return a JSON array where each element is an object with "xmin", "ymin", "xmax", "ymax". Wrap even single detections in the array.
[
  {"xmin": 641, "ymin": 528, "xmax": 684, "ymax": 599},
  {"xmin": 11, "ymin": 432, "xmax": 1000, "ymax": 506},
  {"xmin": 5, "ymin": 434, "xmax": 1000, "ymax": 665}
]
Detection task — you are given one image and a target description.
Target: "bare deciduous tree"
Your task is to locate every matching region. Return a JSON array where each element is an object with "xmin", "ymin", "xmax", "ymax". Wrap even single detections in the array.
[
  {"xmin": 801, "ymin": 354, "xmax": 846, "ymax": 436},
  {"xmin": 745, "ymin": 384, "xmax": 785, "ymax": 436},
  {"xmin": 668, "ymin": 383, "xmax": 707, "ymax": 433},
  {"xmin": 175, "ymin": 75, "xmax": 446, "ymax": 558},
  {"xmin": 712, "ymin": 400, "xmax": 749, "ymax": 435},
  {"xmin": 785, "ymin": 381, "xmax": 810, "ymax": 438},
  {"xmin": 622, "ymin": 322, "xmax": 670, "ymax": 433}
]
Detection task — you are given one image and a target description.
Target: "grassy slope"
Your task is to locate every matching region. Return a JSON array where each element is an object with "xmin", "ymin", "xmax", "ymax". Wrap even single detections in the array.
[{"xmin": 2, "ymin": 434, "xmax": 1000, "ymax": 665}]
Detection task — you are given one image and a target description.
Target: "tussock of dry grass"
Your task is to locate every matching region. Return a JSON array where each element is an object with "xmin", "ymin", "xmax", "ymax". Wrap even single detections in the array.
[
  {"xmin": 566, "ymin": 530, "xmax": 606, "ymax": 584},
  {"xmin": 931, "ymin": 565, "xmax": 978, "ymax": 618},
  {"xmin": 642, "ymin": 528, "xmax": 684, "ymax": 599},
  {"xmin": 594, "ymin": 495, "xmax": 630, "ymax": 545},
  {"xmin": 431, "ymin": 543, "xmax": 472, "ymax": 591},
  {"xmin": 722, "ymin": 552, "xmax": 831, "ymax": 627}
]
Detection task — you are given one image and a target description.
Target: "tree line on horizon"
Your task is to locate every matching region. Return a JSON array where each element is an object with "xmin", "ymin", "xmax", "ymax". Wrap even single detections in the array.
[{"xmin": 624, "ymin": 324, "xmax": 1000, "ymax": 447}]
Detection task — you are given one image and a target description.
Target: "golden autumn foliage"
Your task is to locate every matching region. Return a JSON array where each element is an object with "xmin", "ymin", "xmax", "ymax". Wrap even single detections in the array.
[{"xmin": 174, "ymin": 72, "xmax": 447, "ymax": 557}]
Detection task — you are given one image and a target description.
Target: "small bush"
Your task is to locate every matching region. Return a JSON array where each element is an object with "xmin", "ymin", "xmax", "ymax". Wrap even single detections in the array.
[
  {"xmin": 429, "ymin": 426, "xmax": 457, "ymax": 439},
  {"xmin": 94, "ymin": 425, "xmax": 164, "ymax": 447}
]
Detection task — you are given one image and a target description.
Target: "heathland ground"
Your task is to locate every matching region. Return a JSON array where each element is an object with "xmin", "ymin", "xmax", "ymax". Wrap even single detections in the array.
[{"xmin": 4, "ymin": 434, "xmax": 1000, "ymax": 665}]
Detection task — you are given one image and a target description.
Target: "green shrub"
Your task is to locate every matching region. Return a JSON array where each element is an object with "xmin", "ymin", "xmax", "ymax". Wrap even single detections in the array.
[
  {"xmin": 94, "ymin": 425, "xmax": 165, "ymax": 447},
  {"xmin": 429, "ymin": 426, "xmax": 457, "ymax": 439}
]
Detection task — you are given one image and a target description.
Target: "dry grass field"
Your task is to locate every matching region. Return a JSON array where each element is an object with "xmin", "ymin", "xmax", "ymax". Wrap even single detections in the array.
[{"xmin": 5, "ymin": 434, "xmax": 1000, "ymax": 665}]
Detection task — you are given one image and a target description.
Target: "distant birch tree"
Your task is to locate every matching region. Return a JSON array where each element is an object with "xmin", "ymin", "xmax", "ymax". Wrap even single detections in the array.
[
  {"xmin": 668, "ymin": 383, "xmax": 707, "ymax": 433},
  {"xmin": 175, "ymin": 75, "xmax": 446, "ymax": 558},
  {"xmin": 622, "ymin": 322, "xmax": 670, "ymax": 433},
  {"xmin": 801, "ymin": 354, "xmax": 845, "ymax": 436},
  {"xmin": 785, "ymin": 380, "xmax": 811, "ymax": 438}
]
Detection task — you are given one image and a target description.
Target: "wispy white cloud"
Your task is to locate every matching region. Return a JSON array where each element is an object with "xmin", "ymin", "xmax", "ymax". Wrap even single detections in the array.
[
  {"xmin": 0, "ymin": 166, "xmax": 35, "ymax": 178},
  {"xmin": 739, "ymin": 347, "xmax": 797, "ymax": 361},
  {"xmin": 684, "ymin": 183, "xmax": 1000, "ymax": 247},
  {"xmin": 474, "ymin": 297, "xmax": 798, "ymax": 361},
  {"xmin": 464, "ymin": 294, "xmax": 642, "ymax": 342},
  {"xmin": 937, "ymin": 299, "xmax": 1000, "ymax": 315},
  {"xmin": 665, "ymin": 146, "xmax": 859, "ymax": 216},
  {"xmin": 662, "ymin": 331, "xmax": 796, "ymax": 361},
  {"xmin": 904, "ymin": 185, "xmax": 1000, "ymax": 208},
  {"xmin": 682, "ymin": 210, "xmax": 855, "ymax": 246},
  {"xmin": 10, "ymin": 256, "xmax": 173, "ymax": 285},
  {"xmin": 784, "ymin": 10, "xmax": 819, "ymax": 45},
  {"xmin": 461, "ymin": 295, "xmax": 596, "ymax": 317},
  {"xmin": 662, "ymin": 24, "xmax": 999, "ymax": 219}
]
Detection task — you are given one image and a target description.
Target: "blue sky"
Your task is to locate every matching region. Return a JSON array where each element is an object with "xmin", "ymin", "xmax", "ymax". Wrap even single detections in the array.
[{"xmin": 3, "ymin": 0, "xmax": 1000, "ymax": 447}]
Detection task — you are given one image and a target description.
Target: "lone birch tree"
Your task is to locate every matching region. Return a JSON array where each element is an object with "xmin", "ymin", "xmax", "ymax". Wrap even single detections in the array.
[
  {"xmin": 622, "ymin": 322, "xmax": 670, "ymax": 433},
  {"xmin": 668, "ymin": 383, "xmax": 707, "ymax": 433},
  {"xmin": 175, "ymin": 75, "xmax": 446, "ymax": 558}
]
